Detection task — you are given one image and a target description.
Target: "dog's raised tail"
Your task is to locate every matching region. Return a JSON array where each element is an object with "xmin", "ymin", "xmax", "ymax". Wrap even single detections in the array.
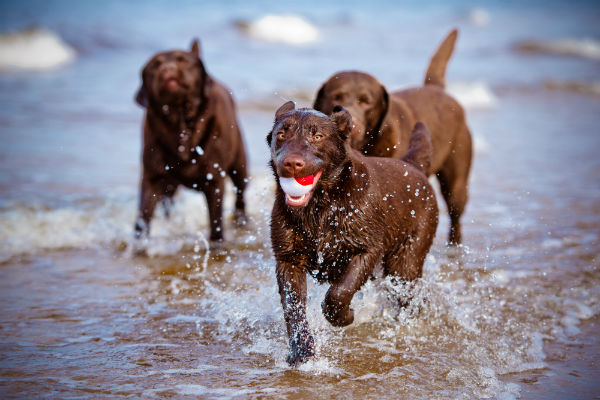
[
  {"xmin": 401, "ymin": 122, "xmax": 432, "ymax": 174},
  {"xmin": 424, "ymin": 29, "xmax": 458, "ymax": 88}
]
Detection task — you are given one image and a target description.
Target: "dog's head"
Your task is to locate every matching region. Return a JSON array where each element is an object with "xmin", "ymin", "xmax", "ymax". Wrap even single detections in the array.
[
  {"xmin": 267, "ymin": 101, "xmax": 352, "ymax": 208},
  {"xmin": 313, "ymin": 71, "xmax": 389, "ymax": 151},
  {"xmin": 135, "ymin": 39, "xmax": 208, "ymax": 109}
]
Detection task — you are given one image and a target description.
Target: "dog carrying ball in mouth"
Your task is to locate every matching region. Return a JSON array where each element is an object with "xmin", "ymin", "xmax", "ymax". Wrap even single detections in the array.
[
  {"xmin": 267, "ymin": 101, "xmax": 439, "ymax": 365},
  {"xmin": 278, "ymin": 171, "xmax": 322, "ymax": 207}
]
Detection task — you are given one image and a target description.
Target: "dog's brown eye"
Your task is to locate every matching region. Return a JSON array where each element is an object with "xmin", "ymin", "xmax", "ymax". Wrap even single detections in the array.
[
  {"xmin": 277, "ymin": 132, "xmax": 285, "ymax": 140},
  {"xmin": 176, "ymin": 54, "xmax": 187, "ymax": 63},
  {"xmin": 313, "ymin": 134, "xmax": 323, "ymax": 141},
  {"xmin": 358, "ymin": 95, "xmax": 370, "ymax": 104}
]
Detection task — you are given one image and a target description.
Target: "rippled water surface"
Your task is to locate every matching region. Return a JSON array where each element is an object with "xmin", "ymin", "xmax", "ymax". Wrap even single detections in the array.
[{"xmin": 1, "ymin": 1, "xmax": 599, "ymax": 398}]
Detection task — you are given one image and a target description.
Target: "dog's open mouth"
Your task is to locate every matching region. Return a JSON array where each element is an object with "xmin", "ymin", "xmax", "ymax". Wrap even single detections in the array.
[
  {"xmin": 164, "ymin": 78, "xmax": 181, "ymax": 92},
  {"xmin": 279, "ymin": 170, "xmax": 322, "ymax": 208}
]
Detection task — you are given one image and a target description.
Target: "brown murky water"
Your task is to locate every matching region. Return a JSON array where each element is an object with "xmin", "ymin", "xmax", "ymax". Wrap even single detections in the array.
[{"xmin": 1, "ymin": 88, "xmax": 599, "ymax": 399}]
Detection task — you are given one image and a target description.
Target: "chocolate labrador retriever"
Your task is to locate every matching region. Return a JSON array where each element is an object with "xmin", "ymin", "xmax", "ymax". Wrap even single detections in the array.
[
  {"xmin": 313, "ymin": 29, "xmax": 471, "ymax": 245},
  {"xmin": 134, "ymin": 40, "xmax": 248, "ymax": 242},
  {"xmin": 268, "ymin": 101, "xmax": 438, "ymax": 365}
]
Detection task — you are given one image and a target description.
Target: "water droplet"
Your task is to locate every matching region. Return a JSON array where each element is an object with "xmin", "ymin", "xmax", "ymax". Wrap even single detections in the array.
[
  {"xmin": 195, "ymin": 146, "xmax": 204, "ymax": 156},
  {"xmin": 220, "ymin": 171, "xmax": 226, "ymax": 178},
  {"xmin": 206, "ymin": 173, "xmax": 213, "ymax": 180},
  {"xmin": 178, "ymin": 145, "xmax": 185, "ymax": 152}
]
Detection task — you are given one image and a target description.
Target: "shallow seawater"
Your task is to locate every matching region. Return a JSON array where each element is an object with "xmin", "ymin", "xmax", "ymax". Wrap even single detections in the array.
[{"xmin": 1, "ymin": 1, "xmax": 600, "ymax": 399}]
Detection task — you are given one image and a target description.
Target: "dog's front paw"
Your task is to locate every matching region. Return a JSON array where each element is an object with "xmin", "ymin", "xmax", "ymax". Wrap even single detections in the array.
[
  {"xmin": 287, "ymin": 333, "xmax": 315, "ymax": 366},
  {"xmin": 233, "ymin": 210, "xmax": 249, "ymax": 228},
  {"xmin": 322, "ymin": 297, "xmax": 354, "ymax": 327},
  {"xmin": 134, "ymin": 218, "xmax": 148, "ymax": 239},
  {"xmin": 209, "ymin": 230, "xmax": 224, "ymax": 243}
]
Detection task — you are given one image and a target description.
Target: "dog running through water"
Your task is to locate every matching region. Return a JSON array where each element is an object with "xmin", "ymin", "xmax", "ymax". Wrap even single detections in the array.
[{"xmin": 267, "ymin": 101, "xmax": 438, "ymax": 365}]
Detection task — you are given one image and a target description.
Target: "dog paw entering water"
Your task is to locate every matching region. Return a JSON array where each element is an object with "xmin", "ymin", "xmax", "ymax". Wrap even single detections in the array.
[{"xmin": 267, "ymin": 101, "xmax": 439, "ymax": 365}]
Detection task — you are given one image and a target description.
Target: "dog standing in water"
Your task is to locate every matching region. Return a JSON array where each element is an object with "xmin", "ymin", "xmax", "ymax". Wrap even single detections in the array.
[
  {"xmin": 134, "ymin": 40, "xmax": 248, "ymax": 242},
  {"xmin": 313, "ymin": 29, "xmax": 471, "ymax": 245},
  {"xmin": 267, "ymin": 102, "xmax": 438, "ymax": 365}
]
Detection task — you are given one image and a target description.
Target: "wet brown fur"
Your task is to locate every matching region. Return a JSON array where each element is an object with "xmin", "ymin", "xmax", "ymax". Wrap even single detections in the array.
[
  {"xmin": 134, "ymin": 40, "xmax": 248, "ymax": 241},
  {"xmin": 313, "ymin": 29, "xmax": 471, "ymax": 244},
  {"xmin": 268, "ymin": 102, "xmax": 438, "ymax": 365}
]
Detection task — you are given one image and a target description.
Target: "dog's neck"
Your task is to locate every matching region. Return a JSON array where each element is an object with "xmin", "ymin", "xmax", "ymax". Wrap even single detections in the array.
[
  {"xmin": 152, "ymin": 95, "xmax": 202, "ymax": 128},
  {"xmin": 148, "ymin": 93, "xmax": 212, "ymax": 162}
]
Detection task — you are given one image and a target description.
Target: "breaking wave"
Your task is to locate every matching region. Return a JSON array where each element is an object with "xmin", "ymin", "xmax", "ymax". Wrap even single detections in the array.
[
  {"xmin": 544, "ymin": 79, "xmax": 600, "ymax": 97},
  {"xmin": 236, "ymin": 14, "xmax": 319, "ymax": 45},
  {"xmin": 514, "ymin": 38, "xmax": 600, "ymax": 60},
  {"xmin": 0, "ymin": 28, "xmax": 76, "ymax": 71},
  {"xmin": 0, "ymin": 174, "xmax": 275, "ymax": 262},
  {"xmin": 447, "ymin": 81, "xmax": 498, "ymax": 110}
]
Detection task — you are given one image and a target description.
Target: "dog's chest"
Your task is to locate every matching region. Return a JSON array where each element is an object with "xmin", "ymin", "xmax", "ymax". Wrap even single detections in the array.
[{"xmin": 302, "ymin": 205, "xmax": 369, "ymax": 281}]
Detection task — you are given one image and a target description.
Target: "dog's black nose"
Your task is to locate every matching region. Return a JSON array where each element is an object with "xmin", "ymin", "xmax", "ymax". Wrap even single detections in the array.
[
  {"xmin": 283, "ymin": 156, "xmax": 305, "ymax": 175},
  {"xmin": 333, "ymin": 105, "xmax": 343, "ymax": 113}
]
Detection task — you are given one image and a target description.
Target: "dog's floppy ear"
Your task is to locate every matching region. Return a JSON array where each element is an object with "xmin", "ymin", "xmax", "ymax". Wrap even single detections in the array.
[
  {"xmin": 268, "ymin": 101, "xmax": 295, "ymax": 146},
  {"xmin": 371, "ymin": 84, "xmax": 390, "ymax": 134},
  {"xmin": 275, "ymin": 101, "xmax": 295, "ymax": 121},
  {"xmin": 190, "ymin": 39, "xmax": 201, "ymax": 59},
  {"xmin": 135, "ymin": 85, "xmax": 148, "ymax": 108},
  {"xmin": 190, "ymin": 40, "xmax": 210, "ymax": 100},
  {"xmin": 313, "ymin": 85, "xmax": 326, "ymax": 111},
  {"xmin": 331, "ymin": 105, "xmax": 352, "ymax": 139},
  {"xmin": 380, "ymin": 84, "xmax": 389, "ymax": 116}
]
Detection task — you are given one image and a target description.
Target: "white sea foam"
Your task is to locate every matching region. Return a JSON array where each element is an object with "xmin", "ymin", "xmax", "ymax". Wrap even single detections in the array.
[
  {"xmin": 447, "ymin": 81, "xmax": 497, "ymax": 110},
  {"xmin": 183, "ymin": 238, "xmax": 600, "ymax": 398},
  {"xmin": 0, "ymin": 198, "xmax": 133, "ymax": 261},
  {"xmin": 0, "ymin": 28, "xmax": 76, "ymax": 71},
  {"xmin": 515, "ymin": 38, "xmax": 600, "ymax": 60},
  {"xmin": 473, "ymin": 135, "xmax": 490, "ymax": 155},
  {"xmin": 468, "ymin": 8, "xmax": 491, "ymax": 27},
  {"xmin": 0, "ymin": 174, "xmax": 275, "ymax": 261},
  {"xmin": 238, "ymin": 15, "xmax": 319, "ymax": 45}
]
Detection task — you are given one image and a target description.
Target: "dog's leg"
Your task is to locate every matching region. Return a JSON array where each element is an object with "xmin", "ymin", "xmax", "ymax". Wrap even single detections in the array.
[
  {"xmin": 228, "ymin": 151, "xmax": 248, "ymax": 227},
  {"xmin": 276, "ymin": 262, "xmax": 314, "ymax": 366},
  {"xmin": 161, "ymin": 183, "xmax": 178, "ymax": 219},
  {"xmin": 135, "ymin": 174, "xmax": 164, "ymax": 238},
  {"xmin": 437, "ymin": 127, "xmax": 471, "ymax": 245},
  {"xmin": 382, "ymin": 233, "xmax": 434, "ymax": 309},
  {"xmin": 437, "ymin": 167, "xmax": 469, "ymax": 245},
  {"xmin": 204, "ymin": 178, "xmax": 225, "ymax": 241},
  {"xmin": 322, "ymin": 251, "xmax": 381, "ymax": 327}
]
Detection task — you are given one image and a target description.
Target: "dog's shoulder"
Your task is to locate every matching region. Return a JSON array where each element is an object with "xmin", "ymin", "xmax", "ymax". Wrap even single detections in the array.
[{"xmin": 206, "ymin": 77, "xmax": 236, "ymax": 108}]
